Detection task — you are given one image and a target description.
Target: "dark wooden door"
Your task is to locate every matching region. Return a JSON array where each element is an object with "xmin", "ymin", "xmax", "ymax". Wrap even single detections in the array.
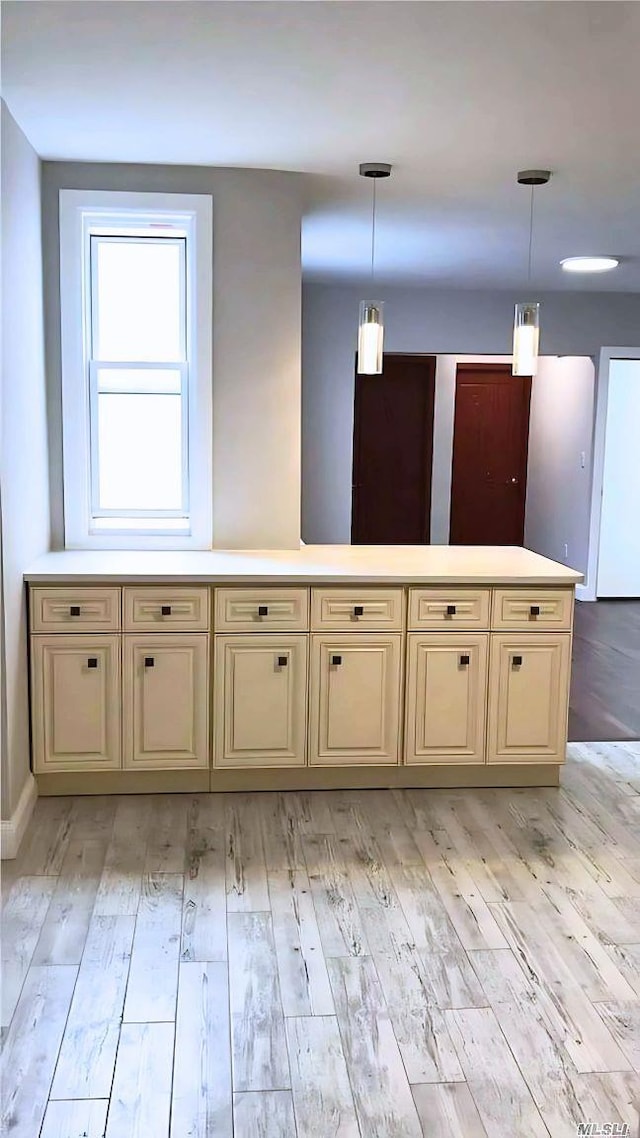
[
  {"xmin": 351, "ymin": 354, "xmax": 436, "ymax": 544},
  {"xmin": 449, "ymin": 363, "xmax": 531, "ymax": 546}
]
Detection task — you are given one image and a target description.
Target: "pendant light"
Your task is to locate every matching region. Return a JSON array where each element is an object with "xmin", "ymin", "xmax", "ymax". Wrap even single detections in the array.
[
  {"xmin": 512, "ymin": 169, "xmax": 551, "ymax": 377},
  {"xmin": 357, "ymin": 162, "xmax": 391, "ymax": 374}
]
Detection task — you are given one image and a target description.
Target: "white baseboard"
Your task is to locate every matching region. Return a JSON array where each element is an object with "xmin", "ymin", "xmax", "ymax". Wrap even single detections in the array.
[
  {"xmin": 1, "ymin": 774, "xmax": 38, "ymax": 860},
  {"xmin": 576, "ymin": 583, "xmax": 596, "ymax": 602}
]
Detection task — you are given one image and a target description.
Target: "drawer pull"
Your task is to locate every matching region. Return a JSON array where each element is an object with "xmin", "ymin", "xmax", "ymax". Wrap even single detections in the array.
[
  {"xmin": 530, "ymin": 605, "xmax": 540, "ymax": 616},
  {"xmin": 161, "ymin": 605, "xmax": 172, "ymax": 616},
  {"xmin": 144, "ymin": 657, "xmax": 155, "ymax": 668},
  {"xmin": 512, "ymin": 655, "xmax": 523, "ymax": 667},
  {"xmin": 277, "ymin": 656, "xmax": 288, "ymax": 667},
  {"xmin": 331, "ymin": 655, "xmax": 343, "ymax": 666},
  {"xmin": 446, "ymin": 604, "xmax": 457, "ymax": 616},
  {"xmin": 70, "ymin": 605, "xmax": 81, "ymax": 617},
  {"xmin": 459, "ymin": 654, "xmax": 470, "ymax": 666},
  {"xmin": 353, "ymin": 605, "xmax": 364, "ymax": 617},
  {"xmin": 258, "ymin": 605, "xmax": 269, "ymax": 617},
  {"xmin": 87, "ymin": 657, "xmax": 98, "ymax": 669}
]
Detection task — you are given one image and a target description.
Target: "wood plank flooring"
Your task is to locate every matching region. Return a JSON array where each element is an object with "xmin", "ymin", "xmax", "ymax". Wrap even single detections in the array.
[
  {"xmin": 570, "ymin": 599, "xmax": 640, "ymax": 741},
  {"xmin": 2, "ymin": 743, "xmax": 640, "ymax": 1137}
]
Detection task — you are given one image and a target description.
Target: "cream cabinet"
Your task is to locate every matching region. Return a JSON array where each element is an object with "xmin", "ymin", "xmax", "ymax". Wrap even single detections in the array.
[
  {"xmin": 123, "ymin": 634, "xmax": 209, "ymax": 769},
  {"xmin": 309, "ymin": 634, "xmax": 403, "ymax": 765},
  {"xmin": 214, "ymin": 634, "xmax": 307, "ymax": 767},
  {"xmin": 405, "ymin": 633, "xmax": 488, "ymax": 764},
  {"xmin": 487, "ymin": 632, "xmax": 572, "ymax": 763},
  {"xmin": 31, "ymin": 634, "xmax": 121, "ymax": 772},
  {"xmin": 28, "ymin": 577, "xmax": 576, "ymax": 789}
]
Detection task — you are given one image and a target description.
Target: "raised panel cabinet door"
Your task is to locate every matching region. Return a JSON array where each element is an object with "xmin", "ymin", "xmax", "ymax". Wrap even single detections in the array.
[
  {"xmin": 214, "ymin": 634, "xmax": 307, "ymax": 767},
  {"xmin": 487, "ymin": 632, "xmax": 572, "ymax": 764},
  {"xmin": 123, "ymin": 634, "xmax": 209, "ymax": 769},
  {"xmin": 309, "ymin": 634, "xmax": 403, "ymax": 765},
  {"xmin": 31, "ymin": 634, "xmax": 121, "ymax": 772},
  {"xmin": 405, "ymin": 633, "xmax": 489, "ymax": 765}
]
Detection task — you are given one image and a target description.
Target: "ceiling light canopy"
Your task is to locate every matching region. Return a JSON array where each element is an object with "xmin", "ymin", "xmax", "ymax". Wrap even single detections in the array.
[
  {"xmin": 560, "ymin": 256, "xmax": 619, "ymax": 274},
  {"xmin": 357, "ymin": 163, "xmax": 391, "ymax": 376}
]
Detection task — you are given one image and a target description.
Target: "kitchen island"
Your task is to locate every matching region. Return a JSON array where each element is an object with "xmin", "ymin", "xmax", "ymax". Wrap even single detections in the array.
[{"xmin": 25, "ymin": 545, "xmax": 582, "ymax": 795}]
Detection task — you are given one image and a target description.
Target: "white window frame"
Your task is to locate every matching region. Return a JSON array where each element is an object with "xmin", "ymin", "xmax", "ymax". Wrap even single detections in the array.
[{"xmin": 59, "ymin": 189, "xmax": 213, "ymax": 549}]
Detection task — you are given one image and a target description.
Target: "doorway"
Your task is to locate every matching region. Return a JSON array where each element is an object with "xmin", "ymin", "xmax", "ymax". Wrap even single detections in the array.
[
  {"xmin": 351, "ymin": 354, "xmax": 435, "ymax": 544},
  {"xmin": 449, "ymin": 363, "xmax": 531, "ymax": 545}
]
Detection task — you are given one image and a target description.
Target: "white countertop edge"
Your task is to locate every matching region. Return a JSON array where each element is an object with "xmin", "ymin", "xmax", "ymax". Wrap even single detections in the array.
[{"xmin": 23, "ymin": 546, "xmax": 584, "ymax": 586}]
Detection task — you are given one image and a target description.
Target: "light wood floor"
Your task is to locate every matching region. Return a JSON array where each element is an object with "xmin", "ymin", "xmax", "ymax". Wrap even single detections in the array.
[{"xmin": 2, "ymin": 743, "xmax": 640, "ymax": 1138}]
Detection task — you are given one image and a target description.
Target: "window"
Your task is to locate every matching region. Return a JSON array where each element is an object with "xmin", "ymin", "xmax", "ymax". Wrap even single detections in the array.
[{"xmin": 59, "ymin": 191, "xmax": 212, "ymax": 548}]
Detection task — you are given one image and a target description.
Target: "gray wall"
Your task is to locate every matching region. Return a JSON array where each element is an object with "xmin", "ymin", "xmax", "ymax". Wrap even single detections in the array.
[
  {"xmin": 1, "ymin": 103, "xmax": 50, "ymax": 820},
  {"xmin": 43, "ymin": 162, "xmax": 303, "ymax": 549},
  {"xmin": 302, "ymin": 282, "xmax": 640, "ymax": 545},
  {"xmin": 524, "ymin": 356, "xmax": 595, "ymax": 576}
]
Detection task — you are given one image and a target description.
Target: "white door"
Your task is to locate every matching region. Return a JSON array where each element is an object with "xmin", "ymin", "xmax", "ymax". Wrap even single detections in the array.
[
  {"xmin": 124, "ymin": 634, "xmax": 209, "ymax": 769},
  {"xmin": 214, "ymin": 634, "xmax": 307, "ymax": 767},
  {"xmin": 597, "ymin": 358, "xmax": 640, "ymax": 596},
  {"xmin": 309, "ymin": 634, "xmax": 402, "ymax": 765},
  {"xmin": 31, "ymin": 635, "xmax": 121, "ymax": 772}
]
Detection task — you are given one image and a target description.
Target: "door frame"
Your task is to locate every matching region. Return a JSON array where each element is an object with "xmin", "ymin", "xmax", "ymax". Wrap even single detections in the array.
[
  {"xmin": 449, "ymin": 362, "xmax": 532, "ymax": 546},
  {"xmin": 351, "ymin": 352, "xmax": 435, "ymax": 544}
]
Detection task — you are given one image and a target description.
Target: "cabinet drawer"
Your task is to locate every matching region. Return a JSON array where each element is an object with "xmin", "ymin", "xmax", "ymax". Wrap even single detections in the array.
[
  {"xmin": 408, "ymin": 588, "xmax": 490, "ymax": 630},
  {"xmin": 30, "ymin": 588, "xmax": 121, "ymax": 633},
  {"xmin": 124, "ymin": 587, "xmax": 210, "ymax": 631},
  {"xmin": 311, "ymin": 588, "xmax": 404, "ymax": 631},
  {"xmin": 215, "ymin": 588, "xmax": 308, "ymax": 632},
  {"xmin": 492, "ymin": 588, "xmax": 573, "ymax": 631}
]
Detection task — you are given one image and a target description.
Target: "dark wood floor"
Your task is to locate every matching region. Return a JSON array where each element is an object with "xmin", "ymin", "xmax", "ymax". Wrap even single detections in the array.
[{"xmin": 570, "ymin": 600, "xmax": 640, "ymax": 742}]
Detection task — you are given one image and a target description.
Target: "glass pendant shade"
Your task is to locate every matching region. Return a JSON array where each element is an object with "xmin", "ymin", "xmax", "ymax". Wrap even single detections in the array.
[
  {"xmin": 357, "ymin": 301, "xmax": 384, "ymax": 374},
  {"xmin": 512, "ymin": 301, "xmax": 540, "ymax": 376}
]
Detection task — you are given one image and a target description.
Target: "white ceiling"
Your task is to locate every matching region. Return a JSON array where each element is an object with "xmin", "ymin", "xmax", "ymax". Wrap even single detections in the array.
[{"xmin": 3, "ymin": 1, "xmax": 640, "ymax": 291}]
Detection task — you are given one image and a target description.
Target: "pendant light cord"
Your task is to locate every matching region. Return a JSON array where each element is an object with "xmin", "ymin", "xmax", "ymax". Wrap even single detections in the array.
[
  {"xmin": 527, "ymin": 184, "xmax": 534, "ymax": 284},
  {"xmin": 371, "ymin": 178, "xmax": 377, "ymax": 285}
]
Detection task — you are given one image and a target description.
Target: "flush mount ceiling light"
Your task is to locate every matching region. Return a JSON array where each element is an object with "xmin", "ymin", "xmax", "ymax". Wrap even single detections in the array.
[
  {"xmin": 560, "ymin": 256, "xmax": 620, "ymax": 273},
  {"xmin": 512, "ymin": 170, "xmax": 552, "ymax": 378},
  {"xmin": 357, "ymin": 162, "xmax": 392, "ymax": 375}
]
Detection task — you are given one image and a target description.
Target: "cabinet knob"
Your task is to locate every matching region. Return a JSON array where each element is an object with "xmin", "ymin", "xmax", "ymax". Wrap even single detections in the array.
[
  {"xmin": 512, "ymin": 655, "xmax": 523, "ymax": 667},
  {"xmin": 446, "ymin": 604, "xmax": 456, "ymax": 616},
  {"xmin": 161, "ymin": 605, "xmax": 172, "ymax": 616},
  {"xmin": 87, "ymin": 657, "xmax": 98, "ymax": 668},
  {"xmin": 331, "ymin": 655, "xmax": 342, "ymax": 666},
  {"xmin": 144, "ymin": 657, "xmax": 155, "ymax": 668},
  {"xmin": 353, "ymin": 605, "xmax": 364, "ymax": 617},
  {"xmin": 277, "ymin": 656, "xmax": 288, "ymax": 667},
  {"xmin": 258, "ymin": 605, "xmax": 268, "ymax": 617},
  {"xmin": 459, "ymin": 655, "xmax": 470, "ymax": 666},
  {"xmin": 530, "ymin": 605, "xmax": 540, "ymax": 616},
  {"xmin": 70, "ymin": 605, "xmax": 81, "ymax": 617}
]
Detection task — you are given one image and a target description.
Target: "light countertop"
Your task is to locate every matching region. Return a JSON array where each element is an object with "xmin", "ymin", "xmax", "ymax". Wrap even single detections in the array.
[{"xmin": 24, "ymin": 545, "xmax": 584, "ymax": 586}]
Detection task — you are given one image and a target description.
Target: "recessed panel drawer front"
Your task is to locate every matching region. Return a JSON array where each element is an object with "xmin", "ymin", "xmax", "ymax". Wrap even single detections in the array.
[
  {"xmin": 215, "ymin": 588, "xmax": 309, "ymax": 632},
  {"xmin": 408, "ymin": 588, "xmax": 490, "ymax": 631},
  {"xmin": 492, "ymin": 588, "xmax": 573, "ymax": 631},
  {"xmin": 311, "ymin": 588, "xmax": 404, "ymax": 631},
  {"xmin": 123, "ymin": 587, "xmax": 210, "ymax": 631},
  {"xmin": 30, "ymin": 588, "xmax": 121, "ymax": 633}
]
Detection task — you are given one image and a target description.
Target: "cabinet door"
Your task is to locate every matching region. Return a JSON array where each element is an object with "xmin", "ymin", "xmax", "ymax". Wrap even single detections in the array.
[
  {"xmin": 214, "ymin": 635, "xmax": 307, "ymax": 767},
  {"xmin": 405, "ymin": 633, "xmax": 488, "ymax": 765},
  {"xmin": 487, "ymin": 633, "xmax": 571, "ymax": 763},
  {"xmin": 309, "ymin": 634, "xmax": 402, "ymax": 765},
  {"xmin": 124, "ymin": 634, "xmax": 209, "ymax": 769},
  {"xmin": 31, "ymin": 635, "xmax": 121, "ymax": 772}
]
